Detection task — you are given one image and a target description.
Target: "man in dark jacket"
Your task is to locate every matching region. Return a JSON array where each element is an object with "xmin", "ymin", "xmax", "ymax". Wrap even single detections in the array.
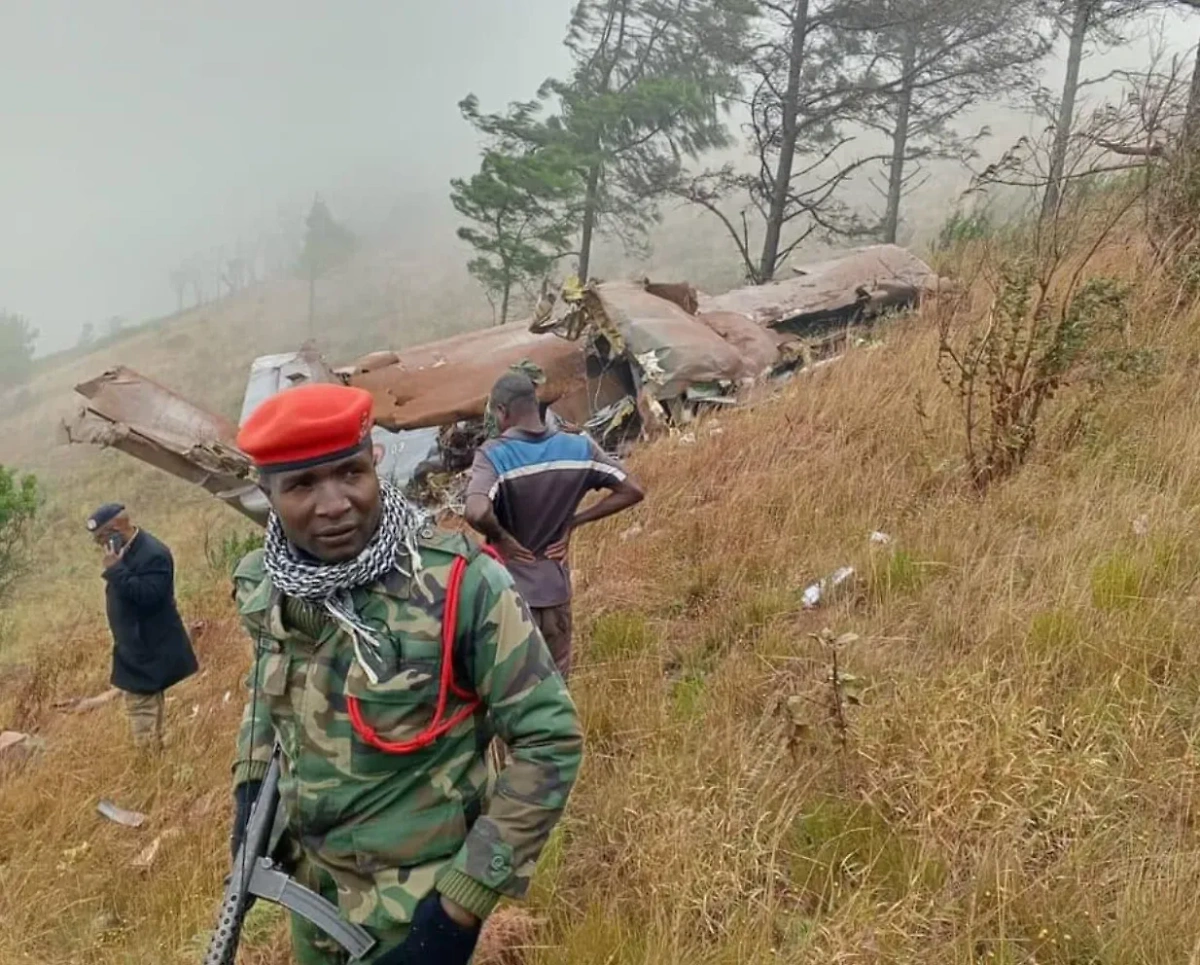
[{"xmin": 87, "ymin": 503, "xmax": 198, "ymax": 751}]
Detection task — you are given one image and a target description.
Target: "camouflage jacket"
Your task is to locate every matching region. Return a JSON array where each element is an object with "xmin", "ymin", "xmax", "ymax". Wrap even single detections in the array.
[{"xmin": 230, "ymin": 530, "xmax": 583, "ymax": 929}]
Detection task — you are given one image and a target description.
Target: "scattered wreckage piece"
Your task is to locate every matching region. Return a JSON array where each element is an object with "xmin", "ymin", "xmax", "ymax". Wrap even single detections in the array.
[
  {"xmin": 801, "ymin": 566, "xmax": 856, "ymax": 610},
  {"xmin": 340, "ymin": 320, "xmax": 628, "ymax": 431},
  {"xmin": 59, "ymin": 365, "xmax": 264, "ymax": 524},
  {"xmin": 0, "ymin": 730, "xmax": 30, "ymax": 756},
  {"xmin": 59, "ymin": 243, "xmax": 946, "ymax": 518},
  {"xmin": 96, "ymin": 799, "xmax": 148, "ymax": 828},
  {"xmin": 699, "ymin": 243, "xmax": 947, "ymax": 337},
  {"xmin": 132, "ymin": 827, "xmax": 182, "ymax": 872}
]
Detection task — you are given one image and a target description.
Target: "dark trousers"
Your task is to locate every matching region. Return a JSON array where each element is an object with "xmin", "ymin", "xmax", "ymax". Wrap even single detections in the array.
[{"xmin": 531, "ymin": 602, "xmax": 573, "ymax": 680}]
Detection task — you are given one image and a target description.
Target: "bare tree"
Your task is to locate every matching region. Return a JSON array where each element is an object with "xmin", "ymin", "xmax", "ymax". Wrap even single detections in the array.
[
  {"xmin": 1168, "ymin": 0, "xmax": 1200, "ymax": 148},
  {"xmin": 1039, "ymin": 0, "xmax": 1168, "ymax": 220},
  {"xmin": 934, "ymin": 67, "xmax": 1178, "ymax": 491},
  {"xmin": 971, "ymin": 50, "xmax": 1190, "ymax": 257},
  {"xmin": 841, "ymin": 0, "xmax": 1052, "ymax": 243},
  {"xmin": 676, "ymin": 0, "xmax": 887, "ymax": 283},
  {"xmin": 169, "ymin": 267, "xmax": 187, "ymax": 312}
]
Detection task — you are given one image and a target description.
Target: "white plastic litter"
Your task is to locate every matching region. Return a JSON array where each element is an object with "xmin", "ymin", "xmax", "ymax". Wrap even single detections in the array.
[{"xmin": 802, "ymin": 566, "xmax": 856, "ymax": 609}]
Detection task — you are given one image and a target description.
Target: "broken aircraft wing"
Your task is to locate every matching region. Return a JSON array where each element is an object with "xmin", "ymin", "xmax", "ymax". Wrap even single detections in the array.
[
  {"xmin": 59, "ymin": 366, "xmax": 264, "ymax": 523},
  {"xmin": 699, "ymin": 243, "xmax": 945, "ymax": 336}
]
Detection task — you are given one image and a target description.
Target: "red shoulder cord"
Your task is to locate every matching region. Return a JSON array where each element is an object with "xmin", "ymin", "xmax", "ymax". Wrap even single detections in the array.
[{"xmin": 346, "ymin": 545, "xmax": 502, "ymax": 755}]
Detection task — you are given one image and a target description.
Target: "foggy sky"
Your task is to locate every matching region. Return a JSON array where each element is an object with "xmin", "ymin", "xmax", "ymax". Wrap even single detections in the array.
[
  {"xmin": 0, "ymin": 0, "xmax": 575, "ymax": 354},
  {"xmin": 2, "ymin": 2, "xmax": 1198, "ymax": 356}
]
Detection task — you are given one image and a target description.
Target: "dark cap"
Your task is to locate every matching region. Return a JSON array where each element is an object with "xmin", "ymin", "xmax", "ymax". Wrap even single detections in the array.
[{"xmin": 86, "ymin": 503, "xmax": 126, "ymax": 533}]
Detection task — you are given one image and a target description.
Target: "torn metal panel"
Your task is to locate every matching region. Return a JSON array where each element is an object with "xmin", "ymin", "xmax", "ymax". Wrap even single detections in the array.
[
  {"xmin": 698, "ymin": 244, "xmax": 943, "ymax": 336},
  {"xmin": 341, "ymin": 320, "xmax": 595, "ymax": 431},
  {"xmin": 61, "ymin": 366, "xmax": 264, "ymax": 524},
  {"xmin": 696, "ymin": 311, "xmax": 784, "ymax": 380},
  {"xmin": 641, "ymin": 279, "xmax": 699, "ymax": 314},
  {"xmin": 236, "ymin": 348, "xmax": 441, "ymax": 496},
  {"xmin": 75, "ymin": 366, "xmax": 240, "ymax": 452},
  {"xmin": 96, "ymin": 799, "xmax": 147, "ymax": 828},
  {"xmin": 579, "ymin": 282, "xmax": 753, "ymax": 396},
  {"xmin": 239, "ymin": 345, "xmax": 336, "ymax": 423}
]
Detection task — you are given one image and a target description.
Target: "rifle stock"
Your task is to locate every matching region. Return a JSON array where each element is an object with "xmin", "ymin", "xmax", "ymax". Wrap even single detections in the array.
[{"xmin": 202, "ymin": 745, "xmax": 375, "ymax": 964}]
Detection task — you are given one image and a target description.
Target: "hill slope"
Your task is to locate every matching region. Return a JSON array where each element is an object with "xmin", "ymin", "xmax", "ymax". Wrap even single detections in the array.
[{"xmin": 4, "ymin": 226, "xmax": 1200, "ymax": 964}]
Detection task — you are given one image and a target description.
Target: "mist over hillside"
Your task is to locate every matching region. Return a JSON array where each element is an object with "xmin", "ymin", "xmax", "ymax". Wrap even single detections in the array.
[{"xmin": 3, "ymin": 1, "xmax": 1197, "ymax": 365}]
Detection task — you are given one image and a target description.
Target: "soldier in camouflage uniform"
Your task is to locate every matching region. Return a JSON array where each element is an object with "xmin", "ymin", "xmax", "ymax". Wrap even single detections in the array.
[{"xmin": 229, "ymin": 382, "xmax": 583, "ymax": 965}]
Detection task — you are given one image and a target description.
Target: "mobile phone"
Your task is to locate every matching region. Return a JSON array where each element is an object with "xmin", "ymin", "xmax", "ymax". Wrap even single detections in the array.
[{"xmin": 106, "ymin": 532, "xmax": 126, "ymax": 554}]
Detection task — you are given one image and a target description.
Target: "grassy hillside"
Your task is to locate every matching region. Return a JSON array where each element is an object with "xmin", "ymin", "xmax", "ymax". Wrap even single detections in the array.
[
  {"xmin": 0, "ymin": 240, "xmax": 496, "ymax": 470},
  {"xmin": 6, "ymin": 208, "xmax": 1200, "ymax": 963}
]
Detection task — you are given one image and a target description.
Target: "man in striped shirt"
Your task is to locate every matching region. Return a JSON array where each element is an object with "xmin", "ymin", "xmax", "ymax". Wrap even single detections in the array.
[{"xmin": 465, "ymin": 372, "xmax": 645, "ymax": 680}]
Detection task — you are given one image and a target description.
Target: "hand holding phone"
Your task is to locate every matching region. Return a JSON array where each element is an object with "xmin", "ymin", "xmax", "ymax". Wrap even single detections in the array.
[{"xmin": 102, "ymin": 532, "xmax": 127, "ymax": 568}]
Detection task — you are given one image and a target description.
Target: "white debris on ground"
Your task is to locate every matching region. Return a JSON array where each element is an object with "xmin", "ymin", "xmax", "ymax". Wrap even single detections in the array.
[
  {"xmin": 802, "ymin": 566, "xmax": 856, "ymax": 610},
  {"xmin": 0, "ymin": 731, "xmax": 30, "ymax": 755},
  {"xmin": 132, "ymin": 828, "xmax": 182, "ymax": 871},
  {"xmin": 96, "ymin": 800, "xmax": 147, "ymax": 829}
]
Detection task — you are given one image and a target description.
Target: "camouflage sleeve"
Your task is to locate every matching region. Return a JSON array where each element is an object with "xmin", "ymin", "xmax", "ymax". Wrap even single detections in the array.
[
  {"xmin": 435, "ymin": 554, "xmax": 583, "ymax": 916},
  {"xmin": 231, "ymin": 633, "xmax": 277, "ymax": 787},
  {"xmin": 231, "ymin": 562, "xmax": 277, "ymax": 788}
]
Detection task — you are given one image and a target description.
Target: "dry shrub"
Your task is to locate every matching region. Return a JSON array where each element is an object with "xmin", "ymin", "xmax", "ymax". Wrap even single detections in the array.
[{"xmin": 477, "ymin": 907, "xmax": 543, "ymax": 965}]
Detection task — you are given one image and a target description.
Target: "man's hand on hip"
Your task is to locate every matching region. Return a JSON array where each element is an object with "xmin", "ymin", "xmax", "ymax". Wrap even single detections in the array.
[
  {"xmin": 438, "ymin": 896, "xmax": 479, "ymax": 929},
  {"xmin": 496, "ymin": 532, "xmax": 536, "ymax": 564},
  {"xmin": 544, "ymin": 531, "xmax": 571, "ymax": 562},
  {"xmin": 374, "ymin": 891, "xmax": 481, "ymax": 965}
]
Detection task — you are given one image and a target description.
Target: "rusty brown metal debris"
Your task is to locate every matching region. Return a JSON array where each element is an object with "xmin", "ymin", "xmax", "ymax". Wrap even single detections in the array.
[
  {"xmin": 341, "ymin": 318, "xmax": 629, "ymax": 430},
  {"xmin": 575, "ymin": 281, "xmax": 752, "ymax": 395},
  {"xmin": 61, "ymin": 243, "xmax": 944, "ymax": 515},
  {"xmin": 59, "ymin": 366, "xmax": 263, "ymax": 523},
  {"xmin": 696, "ymin": 311, "xmax": 784, "ymax": 379},
  {"xmin": 699, "ymin": 243, "xmax": 945, "ymax": 335}
]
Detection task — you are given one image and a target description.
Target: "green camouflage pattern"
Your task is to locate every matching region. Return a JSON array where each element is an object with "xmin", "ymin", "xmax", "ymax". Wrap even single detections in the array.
[
  {"xmin": 231, "ymin": 528, "xmax": 582, "ymax": 938},
  {"xmin": 288, "ymin": 855, "xmax": 409, "ymax": 965}
]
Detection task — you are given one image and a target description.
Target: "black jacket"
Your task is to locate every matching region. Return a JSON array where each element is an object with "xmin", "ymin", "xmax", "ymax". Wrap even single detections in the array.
[{"xmin": 102, "ymin": 529, "xmax": 198, "ymax": 694}]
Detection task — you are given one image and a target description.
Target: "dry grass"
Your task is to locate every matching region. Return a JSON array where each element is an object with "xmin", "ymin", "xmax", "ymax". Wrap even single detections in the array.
[{"xmin": 6, "ymin": 223, "xmax": 1200, "ymax": 963}]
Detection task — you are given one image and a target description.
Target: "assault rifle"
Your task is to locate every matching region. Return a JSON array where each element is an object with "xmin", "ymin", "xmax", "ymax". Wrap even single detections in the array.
[{"xmin": 202, "ymin": 744, "xmax": 376, "ymax": 964}]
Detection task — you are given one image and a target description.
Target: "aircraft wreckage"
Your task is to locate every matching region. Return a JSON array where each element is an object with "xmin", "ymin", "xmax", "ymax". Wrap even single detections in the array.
[{"xmin": 59, "ymin": 244, "xmax": 948, "ymax": 525}]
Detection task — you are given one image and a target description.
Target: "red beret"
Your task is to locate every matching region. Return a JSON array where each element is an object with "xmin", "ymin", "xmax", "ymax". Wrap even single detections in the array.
[{"xmin": 237, "ymin": 383, "xmax": 375, "ymax": 472}]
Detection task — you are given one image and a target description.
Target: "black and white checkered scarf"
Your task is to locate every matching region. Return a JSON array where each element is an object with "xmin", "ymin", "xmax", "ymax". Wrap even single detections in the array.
[{"xmin": 262, "ymin": 482, "xmax": 429, "ymax": 683}]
